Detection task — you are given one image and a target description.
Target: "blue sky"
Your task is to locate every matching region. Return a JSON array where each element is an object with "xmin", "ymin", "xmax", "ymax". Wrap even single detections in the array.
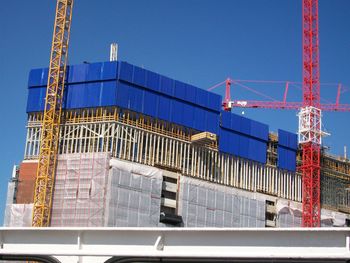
[{"xmin": 0, "ymin": 0, "xmax": 349, "ymax": 224}]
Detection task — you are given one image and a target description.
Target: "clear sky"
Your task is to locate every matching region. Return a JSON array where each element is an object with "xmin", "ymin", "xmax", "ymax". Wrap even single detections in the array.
[{"xmin": 0, "ymin": 0, "xmax": 349, "ymax": 225}]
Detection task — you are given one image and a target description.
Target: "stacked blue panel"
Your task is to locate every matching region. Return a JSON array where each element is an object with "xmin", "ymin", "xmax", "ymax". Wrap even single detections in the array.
[
  {"xmin": 101, "ymin": 61, "xmax": 118, "ymax": 80},
  {"xmin": 278, "ymin": 129, "xmax": 298, "ymax": 150},
  {"xmin": 219, "ymin": 127, "xmax": 267, "ymax": 163},
  {"xmin": 143, "ymin": 90, "xmax": 159, "ymax": 118},
  {"xmin": 117, "ymin": 61, "xmax": 222, "ymax": 112},
  {"xmin": 219, "ymin": 111, "xmax": 268, "ymax": 163},
  {"xmin": 277, "ymin": 147, "xmax": 296, "ymax": 172},
  {"xmin": 220, "ymin": 111, "xmax": 268, "ymax": 140},
  {"xmin": 28, "ymin": 68, "xmax": 48, "ymax": 87},
  {"xmin": 65, "ymin": 81, "xmax": 118, "ymax": 109},
  {"xmin": 118, "ymin": 62, "xmax": 133, "ymax": 83},
  {"xmin": 156, "ymin": 95, "xmax": 170, "ymax": 121},
  {"xmin": 26, "ymin": 87, "xmax": 46, "ymax": 112},
  {"xmin": 68, "ymin": 64, "xmax": 89, "ymax": 83},
  {"xmin": 27, "ymin": 62, "xmax": 119, "ymax": 113},
  {"xmin": 277, "ymin": 129, "xmax": 297, "ymax": 171}
]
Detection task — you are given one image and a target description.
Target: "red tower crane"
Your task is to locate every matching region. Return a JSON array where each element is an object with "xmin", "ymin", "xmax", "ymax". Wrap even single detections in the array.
[
  {"xmin": 210, "ymin": 0, "xmax": 350, "ymax": 227},
  {"xmin": 299, "ymin": 0, "xmax": 322, "ymax": 227}
]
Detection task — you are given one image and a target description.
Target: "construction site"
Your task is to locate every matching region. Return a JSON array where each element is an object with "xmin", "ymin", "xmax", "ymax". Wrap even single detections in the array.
[
  {"xmin": 1, "ymin": 0, "xmax": 350, "ymax": 262},
  {"xmin": 4, "ymin": 59, "xmax": 350, "ymax": 229}
]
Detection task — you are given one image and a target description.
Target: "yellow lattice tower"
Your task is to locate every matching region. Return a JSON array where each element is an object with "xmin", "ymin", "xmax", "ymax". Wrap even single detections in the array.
[{"xmin": 32, "ymin": 0, "xmax": 74, "ymax": 227}]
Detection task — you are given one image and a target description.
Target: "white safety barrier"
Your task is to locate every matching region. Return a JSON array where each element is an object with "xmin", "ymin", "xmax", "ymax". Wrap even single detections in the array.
[{"xmin": 0, "ymin": 227, "xmax": 349, "ymax": 262}]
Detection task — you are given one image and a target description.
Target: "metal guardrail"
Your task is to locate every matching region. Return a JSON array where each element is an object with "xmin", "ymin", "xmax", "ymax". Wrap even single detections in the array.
[{"xmin": 0, "ymin": 227, "xmax": 349, "ymax": 262}]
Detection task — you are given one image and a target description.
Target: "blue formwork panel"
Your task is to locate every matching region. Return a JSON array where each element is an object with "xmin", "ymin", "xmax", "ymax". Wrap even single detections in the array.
[
  {"xmin": 68, "ymin": 64, "xmax": 89, "ymax": 84},
  {"xmin": 26, "ymin": 87, "xmax": 46, "ymax": 112},
  {"xmin": 193, "ymin": 107, "xmax": 206, "ymax": 131},
  {"xmin": 277, "ymin": 146, "xmax": 296, "ymax": 171},
  {"xmin": 101, "ymin": 61, "xmax": 118, "ymax": 80},
  {"xmin": 278, "ymin": 129, "xmax": 288, "ymax": 147},
  {"xmin": 207, "ymin": 92, "xmax": 222, "ymax": 112},
  {"xmin": 146, "ymin": 71, "xmax": 160, "ymax": 92},
  {"xmin": 65, "ymin": 82, "xmax": 103, "ymax": 108},
  {"xmin": 238, "ymin": 135, "xmax": 249, "ymax": 159},
  {"xmin": 64, "ymin": 81, "xmax": 117, "ymax": 109},
  {"xmin": 219, "ymin": 126, "xmax": 267, "ymax": 163},
  {"xmin": 196, "ymin": 88, "xmax": 208, "ymax": 108},
  {"xmin": 289, "ymin": 133, "xmax": 298, "ymax": 150},
  {"xmin": 248, "ymin": 139, "xmax": 267, "ymax": 163},
  {"xmin": 128, "ymin": 85, "xmax": 144, "ymax": 113},
  {"xmin": 143, "ymin": 91, "xmax": 159, "ymax": 118},
  {"xmin": 259, "ymin": 141, "xmax": 267, "ymax": 163},
  {"xmin": 186, "ymin": 84, "xmax": 197, "ymax": 103},
  {"xmin": 157, "ymin": 95, "xmax": 172, "ymax": 121},
  {"xmin": 118, "ymin": 62, "xmax": 133, "ymax": 83},
  {"xmin": 250, "ymin": 120, "xmax": 269, "ymax": 141},
  {"xmin": 86, "ymin": 62, "xmax": 102, "ymax": 82},
  {"xmin": 65, "ymin": 83, "xmax": 86, "ymax": 108},
  {"xmin": 133, "ymin": 66, "xmax": 146, "ymax": 87},
  {"xmin": 116, "ymin": 82, "xmax": 130, "ymax": 109},
  {"xmin": 230, "ymin": 113, "xmax": 242, "ymax": 133},
  {"xmin": 174, "ymin": 80, "xmax": 186, "ymax": 100},
  {"xmin": 240, "ymin": 117, "xmax": 251, "ymax": 135},
  {"xmin": 160, "ymin": 76, "xmax": 174, "ymax": 97},
  {"xmin": 278, "ymin": 129, "xmax": 298, "ymax": 150},
  {"xmin": 28, "ymin": 68, "xmax": 48, "ymax": 87},
  {"xmin": 182, "ymin": 103, "xmax": 194, "ymax": 128},
  {"xmin": 100, "ymin": 81, "xmax": 117, "ymax": 106},
  {"xmin": 220, "ymin": 111, "xmax": 231, "ymax": 129},
  {"xmin": 230, "ymin": 132, "xmax": 240, "ymax": 156},
  {"xmin": 206, "ymin": 111, "xmax": 219, "ymax": 134},
  {"xmin": 85, "ymin": 82, "xmax": 102, "ymax": 107},
  {"xmin": 171, "ymin": 99, "xmax": 184, "ymax": 125},
  {"xmin": 218, "ymin": 129, "xmax": 230, "ymax": 154}
]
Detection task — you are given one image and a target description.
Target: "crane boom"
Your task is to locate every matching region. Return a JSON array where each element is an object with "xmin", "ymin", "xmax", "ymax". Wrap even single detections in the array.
[{"xmin": 32, "ymin": 0, "xmax": 74, "ymax": 227}]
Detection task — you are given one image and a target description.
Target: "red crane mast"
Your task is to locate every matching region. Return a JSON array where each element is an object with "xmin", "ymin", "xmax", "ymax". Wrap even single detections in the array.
[
  {"xmin": 210, "ymin": 0, "xmax": 350, "ymax": 227},
  {"xmin": 300, "ymin": 0, "xmax": 321, "ymax": 227}
]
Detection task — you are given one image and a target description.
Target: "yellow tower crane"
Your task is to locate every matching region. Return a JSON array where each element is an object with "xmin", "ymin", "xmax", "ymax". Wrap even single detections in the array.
[{"xmin": 32, "ymin": 0, "xmax": 74, "ymax": 227}]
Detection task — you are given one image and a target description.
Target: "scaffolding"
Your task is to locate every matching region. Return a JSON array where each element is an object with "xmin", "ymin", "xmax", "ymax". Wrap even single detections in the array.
[
  {"xmin": 51, "ymin": 152, "xmax": 110, "ymax": 227},
  {"xmin": 23, "ymin": 107, "xmax": 350, "ymax": 212},
  {"xmin": 25, "ymin": 108, "xmax": 301, "ymax": 204}
]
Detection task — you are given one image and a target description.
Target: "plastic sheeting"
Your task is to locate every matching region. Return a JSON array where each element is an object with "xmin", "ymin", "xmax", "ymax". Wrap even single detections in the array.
[
  {"xmin": 5, "ymin": 182, "xmax": 16, "ymax": 206},
  {"xmin": 178, "ymin": 176, "xmax": 265, "ymax": 227},
  {"xmin": 51, "ymin": 153, "xmax": 110, "ymax": 227},
  {"xmin": 276, "ymin": 199, "xmax": 350, "ymax": 227},
  {"xmin": 3, "ymin": 204, "xmax": 33, "ymax": 227},
  {"xmin": 106, "ymin": 159, "xmax": 162, "ymax": 227}
]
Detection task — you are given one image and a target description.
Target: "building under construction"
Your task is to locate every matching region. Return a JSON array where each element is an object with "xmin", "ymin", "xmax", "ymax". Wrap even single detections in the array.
[{"xmin": 4, "ymin": 60, "xmax": 350, "ymax": 228}]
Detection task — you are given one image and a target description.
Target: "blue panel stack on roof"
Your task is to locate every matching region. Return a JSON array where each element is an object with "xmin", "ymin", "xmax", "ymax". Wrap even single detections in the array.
[
  {"xmin": 27, "ymin": 61, "xmax": 119, "ymax": 112},
  {"xmin": 277, "ymin": 129, "xmax": 298, "ymax": 171},
  {"xmin": 27, "ymin": 60, "xmax": 293, "ymax": 166},
  {"xmin": 219, "ymin": 111, "xmax": 268, "ymax": 163},
  {"xmin": 115, "ymin": 62, "xmax": 221, "ymax": 134}
]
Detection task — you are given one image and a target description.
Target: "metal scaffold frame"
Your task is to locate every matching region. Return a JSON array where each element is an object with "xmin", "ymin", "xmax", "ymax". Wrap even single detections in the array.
[
  {"xmin": 25, "ymin": 109, "xmax": 302, "ymax": 203},
  {"xmin": 32, "ymin": 0, "xmax": 73, "ymax": 227}
]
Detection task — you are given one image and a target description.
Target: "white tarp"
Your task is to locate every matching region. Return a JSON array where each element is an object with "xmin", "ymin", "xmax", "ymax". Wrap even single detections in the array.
[
  {"xmin": 178, "ymin": 176, "xmax": 265, "ymax": 227},
  {"xmin": 4, "ymin": 204, "xmax": 33, "ymax": 227},
  {"xmin": 276, "ymin": 199, "xmax": 350, "ymax": 227},
  {"xmin": 51, "ymin": 152, "xmax": 110, "ymax": 227},
  {"xmin": 106, "ymin": 159, "xmax": 162, "ymax": 227}
]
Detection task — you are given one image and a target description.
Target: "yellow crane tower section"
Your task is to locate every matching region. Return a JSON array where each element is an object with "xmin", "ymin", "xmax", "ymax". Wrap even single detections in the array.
[{"xmin": 32, "ymin": 0, "xmax": 74, "ymax": 227}]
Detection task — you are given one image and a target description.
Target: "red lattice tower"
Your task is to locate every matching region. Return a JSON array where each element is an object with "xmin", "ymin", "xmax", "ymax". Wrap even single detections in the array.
[
  {"xmin": 209, "ymin": 0, "xmax": 350, "ymax": 227},
  {"xmin": 299, "ymin": 0, "xmax": 321, "ymax": 227}
]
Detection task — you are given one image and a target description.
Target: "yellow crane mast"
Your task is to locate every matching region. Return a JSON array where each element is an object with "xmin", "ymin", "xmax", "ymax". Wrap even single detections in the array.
[{"xmin": 32, "ymin": 0, "xmax": 74, "ymax": 227}]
